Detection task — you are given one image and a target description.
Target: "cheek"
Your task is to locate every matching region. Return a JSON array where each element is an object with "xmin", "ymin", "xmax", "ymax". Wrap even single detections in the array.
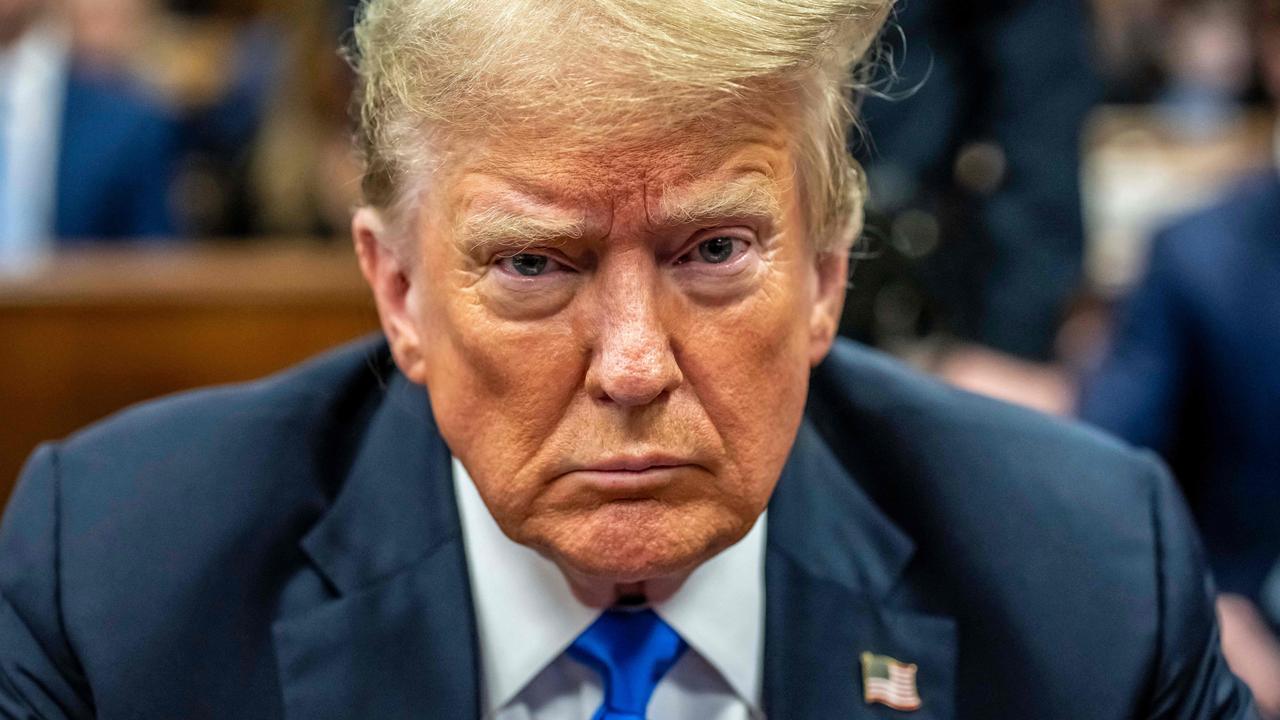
[
  {"xmin": 673, "ymin": 252, "xmax": 813, "ymax": 500},
  {"xmin": 413, "ymin": 251, "xmax": 587, "ymax": 512}
]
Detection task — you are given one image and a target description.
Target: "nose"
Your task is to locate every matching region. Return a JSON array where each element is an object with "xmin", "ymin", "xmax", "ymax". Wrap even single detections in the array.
[{"xmin": 585, "ymin": 261, "xmax": 683, "ymax": 408}]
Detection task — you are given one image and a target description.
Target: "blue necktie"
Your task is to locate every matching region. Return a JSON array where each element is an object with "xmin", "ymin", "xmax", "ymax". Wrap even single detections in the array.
[{"xmin": 568, "ymin": 608, "xmax": 688, "ymax": 720}]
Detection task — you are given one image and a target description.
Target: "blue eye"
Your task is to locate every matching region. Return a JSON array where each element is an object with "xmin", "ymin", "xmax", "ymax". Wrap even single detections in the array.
[
  {"xmin": 498, "ymin": 252, "xmax": 571, "ymax": 277},
  {"xmin": 677, "ymin": 236, "xmax": 746, "ymax": 266},
  {"xmin": 510, "ymin": 253, "xmax": 549, "ymax": 276},
  {"xmin": 698, "ymin": 237, "xmax": 736, "ymax": 264}
]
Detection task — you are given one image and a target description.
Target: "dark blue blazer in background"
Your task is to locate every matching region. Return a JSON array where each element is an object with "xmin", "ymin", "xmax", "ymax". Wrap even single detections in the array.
[
  {"xmin": 0, "ymin": 338, "xmax": 1254, "ymax": 718},
  {"xmin": 54, "ymin": 67, "xmax": 181, "ymax": 241},
  {"xmin": 1079, "ymin": 172, "xmax": 1280, "ymax": 602}
]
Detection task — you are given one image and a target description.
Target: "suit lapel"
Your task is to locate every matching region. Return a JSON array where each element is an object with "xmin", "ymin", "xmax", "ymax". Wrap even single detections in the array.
[
  {"xmin": 272, "ymin": 372, "xmax": 480, "ymax": 720},
  {"xmin": 764, "ymin": 420, "xmax": 957, "ymax": 719}
]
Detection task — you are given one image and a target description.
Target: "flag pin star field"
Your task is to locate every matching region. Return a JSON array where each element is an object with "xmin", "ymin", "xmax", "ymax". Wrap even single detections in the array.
[{"xmin": 860, "ymin": 651, "xmax": 922, "ymax": 712}]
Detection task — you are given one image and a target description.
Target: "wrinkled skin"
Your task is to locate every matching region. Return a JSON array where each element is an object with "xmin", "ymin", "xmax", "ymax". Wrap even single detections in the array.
[{"xmin": 356, "ymin": 117, "xmax": 848, "ymax": 605}]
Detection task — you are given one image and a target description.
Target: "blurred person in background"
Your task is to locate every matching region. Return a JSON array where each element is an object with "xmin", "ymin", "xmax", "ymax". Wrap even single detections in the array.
[
  {"xmin": 167, "ymin": 0, "xmax": 359, "ymax": 238},
  {"xmin": 843, "ymin": 0, "xmax": 1102, "ymax": 365},
  {"xmin": 65, "ymin": 0, "xmax": 150, "ymax": 73},
  {"xmin": 835, "ymin": 0, "xmax": 1102, "ymax": 416},
  {"xmin": 1154, "ymin": 0, "xmax": 1255, "ymax": 137},
  {"xmin": 246, "ymin": 0, "xmax": 359, "ymax": 237},
  {"xmin": 0, "ymin": 0, "xmax": 181, "ymax": 270},
  {"xmin": 1078, "ymin": 0, "xmax": 1280, "ymax": 713}
]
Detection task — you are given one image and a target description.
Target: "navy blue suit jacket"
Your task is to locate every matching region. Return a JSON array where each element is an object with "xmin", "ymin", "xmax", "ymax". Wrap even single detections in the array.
[
  {"xmin": 54, "ymin": 68, "xmax": 180, "ymax": 241},
  {"xmin": 1079, "ymin": 172, "xmax": 1280, "ymax": 601},
  {"xmin": 0, "ymin": 338, "xmax": 1253, "ymax": 718}
]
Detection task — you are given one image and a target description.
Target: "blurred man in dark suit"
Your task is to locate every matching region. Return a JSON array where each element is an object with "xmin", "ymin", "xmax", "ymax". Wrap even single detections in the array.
[
  {"xmin": 843, "ymin": 0, "xmax": 1101, "ymax": 361},
  {"xmin": 1079, "ymin": 2, "xmax": 1280, "ymax": 713},
  {"xmin": 0, "ymin": 0, "xmax": 180, "ymax": 269},
  {"xmin": 0, "ymin": 0, "xmax": 1257, "ymax": 718},
  {"xmin": 1079, "ymin": 172, "xmax": 1280, "ymax": 602}
]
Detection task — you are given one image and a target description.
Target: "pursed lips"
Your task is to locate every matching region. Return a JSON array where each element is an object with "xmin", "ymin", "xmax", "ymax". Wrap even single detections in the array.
[
  {"xmin": 579, "ymin": 454, "xmax": 694, "ymax": 473},
  {"xmin": 562, "ymin": 454, "xmax": 703, "ymax": 496}
]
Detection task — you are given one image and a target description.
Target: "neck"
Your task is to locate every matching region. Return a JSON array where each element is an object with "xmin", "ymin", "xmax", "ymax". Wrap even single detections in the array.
[{"xmin": 563, "ymin": 571, "xmax": 688, "ymax": 609}]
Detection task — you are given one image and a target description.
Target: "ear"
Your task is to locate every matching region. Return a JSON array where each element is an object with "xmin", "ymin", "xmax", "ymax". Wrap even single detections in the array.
[
  {"xmin": 352, "ymin": 207, "xmax": 428, "ymax": 384},
  {"xmin": 808, "ymin": 248, "xmax": 849, "ymax": 367}
]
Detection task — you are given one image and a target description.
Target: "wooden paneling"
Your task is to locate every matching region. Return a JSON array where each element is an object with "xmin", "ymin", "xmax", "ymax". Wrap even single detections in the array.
[{"xmin": 0, "ymin": 243, "xmax": 382, "ymax": 505}]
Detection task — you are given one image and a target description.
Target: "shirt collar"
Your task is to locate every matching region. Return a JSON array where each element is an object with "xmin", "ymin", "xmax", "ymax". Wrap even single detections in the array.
[
  {"xmin": 654, "ymin": 505, "xmax": 766, "ymax": 709},
  {"xmin": 453, "ymin": 457, "xmax": 766, "ymax": 715}
]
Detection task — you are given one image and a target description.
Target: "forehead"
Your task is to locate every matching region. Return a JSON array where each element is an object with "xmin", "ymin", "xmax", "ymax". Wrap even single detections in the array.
[{"xmin": 441, "ymin": 120, "xmax": 795, "ymax": 221}]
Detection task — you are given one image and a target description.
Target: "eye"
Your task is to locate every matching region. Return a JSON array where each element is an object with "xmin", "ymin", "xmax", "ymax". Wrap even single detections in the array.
[
  {"xmin": 677, "ymin": 236, "xmax": 748, "ymax": 266},
  {"xmin": 698, "ymin": 237, "xmax": 736, "ymax": 264},
  {"xmin": 498, "ymin": 252, "xmax": 566, "ymax": 277}
]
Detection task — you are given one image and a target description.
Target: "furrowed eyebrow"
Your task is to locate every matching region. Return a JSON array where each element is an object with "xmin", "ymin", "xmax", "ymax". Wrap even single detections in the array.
[
  {"xmin": 656, "ymin": 176, "xmax": 783, "ymax": 228},
  {"xmin": 455, "ymin": 206, "xmax": 587, "ymax": 253}
]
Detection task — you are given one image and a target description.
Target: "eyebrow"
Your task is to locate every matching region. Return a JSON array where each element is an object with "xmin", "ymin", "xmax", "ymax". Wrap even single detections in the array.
[
  {"xmin": 455, "ymin": 174, "xmax": 784, "ymax": 252},
  {"xmin": 655, "ymin": 175, "xmax": 784, "ymax": 228},
  {"xmin": 455, "ymin": 206, "xmax": 588, "ymax": 253}
]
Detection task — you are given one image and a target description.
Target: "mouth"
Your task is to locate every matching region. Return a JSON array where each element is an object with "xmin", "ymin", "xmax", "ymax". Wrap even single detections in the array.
[
  {"xmin": 564, "ymin": 455, "xmax": 700, "ymax": 496},
  {"xmin": 581, "ymin": 454, "xmax": 693, "ymax": 473}
]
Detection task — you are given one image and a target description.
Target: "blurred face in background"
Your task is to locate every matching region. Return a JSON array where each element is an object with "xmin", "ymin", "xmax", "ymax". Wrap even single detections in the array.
[
  {"xmin": 0, "ymin": 0, "xmax": 44, "ymax": 45},
  {"xmin": 358, "ymin": 114, "xmax": 848, "ymax": 602},
  {"xmin": 1165, "ymin": 0, "xmax": 1254, "ymax": 97},
  {"xmin": 65, "ymin": 0, "xmax": 148, "ymax": 70}
]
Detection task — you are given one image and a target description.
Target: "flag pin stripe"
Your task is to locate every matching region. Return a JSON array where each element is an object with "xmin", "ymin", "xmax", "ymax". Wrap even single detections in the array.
[{"xmin": 860, "ymin": 651, "xmax": 922, "ymax": 712}]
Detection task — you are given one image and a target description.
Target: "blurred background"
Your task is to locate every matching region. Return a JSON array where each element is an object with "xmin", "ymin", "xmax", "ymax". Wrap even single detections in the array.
[{"xmin": 0, "ymin": 0, "xmax": 1277, "ymax": 710}]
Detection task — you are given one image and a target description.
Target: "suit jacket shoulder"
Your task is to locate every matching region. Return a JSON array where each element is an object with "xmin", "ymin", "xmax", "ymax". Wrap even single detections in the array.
[
  {"xmin": 802, "ymin": 338, "xmax": 1252, "ymax": 718},
  {"xmin": 0, "ymin": 337, "xmax": 395, "ymax": 719},
  {"xmin": 50, "ymin": 336, "xmax": 390, "ymax": 523},
  {"xmin": 811, "ymin": 336, "xmax": 1151, "ymax": 528}
]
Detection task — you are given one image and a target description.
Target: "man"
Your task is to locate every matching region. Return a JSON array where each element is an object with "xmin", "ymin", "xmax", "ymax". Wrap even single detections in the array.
[
  {"xmin": 0, "ymin": 0, "xmax": 180, "ymax": 269},
  {"xmin": 0, "ymin": 1, "xmax": 1254, "ymax": 718}
]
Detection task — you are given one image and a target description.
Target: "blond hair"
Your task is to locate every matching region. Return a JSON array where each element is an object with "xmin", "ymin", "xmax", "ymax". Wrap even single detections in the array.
[{"xmin": 351, "ymin": 0, "xmax": 892, "ymax": 252}]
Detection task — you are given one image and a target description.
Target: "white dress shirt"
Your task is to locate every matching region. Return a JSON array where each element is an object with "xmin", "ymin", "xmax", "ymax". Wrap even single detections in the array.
[
  {"xmin": 0, "ymin": 20, "xmax": 66, "ymax": 271},
  {"xmin": 453, "ymin": 459, "xmax": 766, "ymax": 720}
]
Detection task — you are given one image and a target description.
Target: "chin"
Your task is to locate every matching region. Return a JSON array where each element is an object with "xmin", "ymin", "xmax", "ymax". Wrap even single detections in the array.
[{"xmin": 539, "ymin": 500, "xmax": 744, "ymax": 584}]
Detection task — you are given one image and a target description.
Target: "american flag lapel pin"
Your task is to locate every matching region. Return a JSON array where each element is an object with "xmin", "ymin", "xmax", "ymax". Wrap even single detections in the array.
[{"xmin": 860, "ymin": 651, "xmax": 922, "ymax": 712}]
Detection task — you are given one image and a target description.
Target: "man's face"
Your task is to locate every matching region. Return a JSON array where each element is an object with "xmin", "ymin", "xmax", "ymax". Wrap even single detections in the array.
[
  {"xmin": 0, "ymin": 0, "xmax": 43, "ymax": 45},
  {"xmin": 363, "ymin": 116, "xmax": 847, "ymax": 593}
]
